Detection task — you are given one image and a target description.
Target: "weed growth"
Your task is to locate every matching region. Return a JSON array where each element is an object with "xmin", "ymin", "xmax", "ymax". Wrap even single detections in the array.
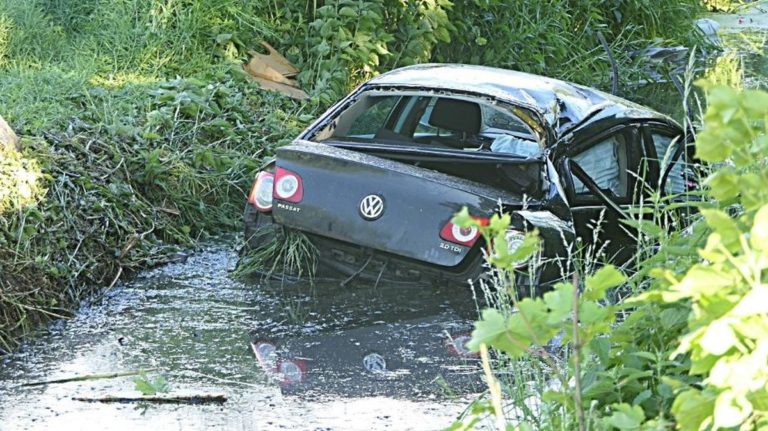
[
  {"xmin": 0, "ymin": 0, "xmax": 310, "ymax": 350},
  {"xmin": 451, "ymin": 81, "xmax": 768, "ymax": 430},
  {"xmin": 235, "ymin": 229, "xmax": 318, "ymax": 281}
]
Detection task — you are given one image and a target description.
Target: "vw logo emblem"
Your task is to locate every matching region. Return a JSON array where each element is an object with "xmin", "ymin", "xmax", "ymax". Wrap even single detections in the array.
[{"xmin": 359, "ymin": 194, "xmax": 384, "ymax": 221}]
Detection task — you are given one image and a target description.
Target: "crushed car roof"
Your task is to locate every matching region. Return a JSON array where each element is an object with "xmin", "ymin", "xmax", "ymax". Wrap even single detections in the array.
[{"xmin": 368, "ymin": 64, "xmax": 677, "ymax": 137}]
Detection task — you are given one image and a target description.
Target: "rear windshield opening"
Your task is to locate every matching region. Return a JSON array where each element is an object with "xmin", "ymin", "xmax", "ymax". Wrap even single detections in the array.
[{"xmin": 312, "ymin": 91, "xmax": 544, "ymax": 158}]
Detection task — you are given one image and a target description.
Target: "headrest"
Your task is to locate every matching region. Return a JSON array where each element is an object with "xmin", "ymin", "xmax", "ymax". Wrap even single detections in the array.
[{"xmin": 428, "ymin": 98, "xmax": 481, "ymax": 135}]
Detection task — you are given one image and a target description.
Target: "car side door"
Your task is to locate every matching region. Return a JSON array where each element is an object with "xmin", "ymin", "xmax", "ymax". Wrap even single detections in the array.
[
  {"xmin": 641, "ymin": 125, "xmax": 692, "ymax": 197},
  {"xmin": 558, "ymin": 124, "xmax": 650, "ymax": 264}
]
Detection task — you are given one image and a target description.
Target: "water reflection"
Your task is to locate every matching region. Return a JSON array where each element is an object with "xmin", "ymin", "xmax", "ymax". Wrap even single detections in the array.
[{"xmin": 0, "ymin": 243, "xmax": 480, "ymax": 430}]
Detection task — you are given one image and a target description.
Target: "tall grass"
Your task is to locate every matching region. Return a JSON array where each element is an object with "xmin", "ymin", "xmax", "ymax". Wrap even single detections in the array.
[{"xmin": 0, "ymin": 0, "xmax": 312, "ymax": 351}]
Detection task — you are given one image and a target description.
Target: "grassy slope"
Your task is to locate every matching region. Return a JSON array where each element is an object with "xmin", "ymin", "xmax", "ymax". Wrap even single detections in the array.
[{"xmin": 0, "ymin": 0, "xmax": 310, "ymax": 352}]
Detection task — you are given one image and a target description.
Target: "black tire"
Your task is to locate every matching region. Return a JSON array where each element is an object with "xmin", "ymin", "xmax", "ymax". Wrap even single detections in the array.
[{"xmin": 243, "ymin": 203, "xmax": 281, "ymax": 252}]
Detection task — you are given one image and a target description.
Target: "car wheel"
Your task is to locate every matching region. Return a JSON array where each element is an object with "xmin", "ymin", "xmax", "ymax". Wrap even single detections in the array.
[{"xmin": 243, "ymin": 203, "xmax": 281, "ymax": 251}]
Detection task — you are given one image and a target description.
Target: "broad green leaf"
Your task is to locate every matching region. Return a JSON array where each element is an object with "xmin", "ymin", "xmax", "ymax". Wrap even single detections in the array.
[
  {"xmin": 659, "ymin": 307, "xmax": 687, "ymax": 329},
  {"xmin": 506, "ymin": 232, "xmax": 540, "ymax": 264},
  {"xmin": 543, "ymin": 282, "xmax": 573, "ymax": 325},
  {"xmin": 152, "ymin": 375, "xmax": 170, "ymax": 393},
  {"xmin": 451, "ymin": 206, "xmax": 473, "ymax": 227},
  {"xmin": 705, "ymin": 168, "xmax": 740, "ymax": 202},
  {"xmin": 604, "ymin": 403, "xmax": 645, "ymax": 429},
  {"xmin": 713, "ymin": 390, "xmax": 752, "ymax": 430},
  {"xmin": 750, "ymin": 204, "xmax": 768, "ymax": 251},
  {"xmin": 699, "ymin": 319, "xmax": 737, "ymax": 356},
  {"xmin": 133, "ymin": 373, "xmax": 169, "ymax": 395},
  {"xmin": 668, "ymin": 265, "xmax": 736, "ymax": 302},
  {"xmin": 701, "ymin": 209, "xmax": 741, "ymax": 251},
  {"xmin": 488, "ymin": 213, "xmax": 511, "ymax": 233},
  {"xmin": 467, "ymin": 309, "xmax": 534, "ymax": 356},
  {"xmin": 738, "ymin": 172, "xmax": 767, "ymax": 212},
  {"xmin": 134, "ymin": 375, "xmax": 157, "ymax": 395},
  {"xmin": 621, "ymin": 218, "xmax": 663, "ymax": 239},
  {"xmin": 590, "ymin": 336, "xmax": 611, "ymax": 366},
  {"xmin": 517, "ymin": 297, "xmax": 558, "ymax": 342},
  {"xmin": 731, "ymin": 287, "xmax": 768, "ymax": 317},
  {"xmin": 696, "ymin": 131, "xmax": 733, "ymax": 162},
  {"xmin": 671, "ymin": 389, "xmax": 715, "ymax": 431},
  {"xmin": 585, "ymin": 266, "xmax": 626, "ymax": 301},
  {"xmin": 741, "ymin": 89, "xmax": 768, "ymax": 117},
  {"xmin": 698, "ymin": 234, "xmax": 727, "ymax": 263},
  {"xmin": 632, "ymin": 389, "xmax": 652, "ymax": 406},
  {"xmin": 467, "ymin": 308, "xmax": 507, "ymax": 352},
  {"xmin": 630, "ymin": 351, "xmax": 658, "ymax": 362}
]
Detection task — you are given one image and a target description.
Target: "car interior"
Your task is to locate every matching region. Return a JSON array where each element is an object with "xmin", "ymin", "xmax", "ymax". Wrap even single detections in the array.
[
  {"xmin": 571, "ymin": 134, "xmax": 629, "ymax": 199},
  {"xmin": 314, "ymin": 91, "xmax": 543, "ymax": 158}
]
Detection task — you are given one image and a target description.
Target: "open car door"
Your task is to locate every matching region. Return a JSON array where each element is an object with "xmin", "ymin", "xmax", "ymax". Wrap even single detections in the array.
[{"xmin": 560, "ymin": 125, "xmax": 649, "ymax": 263}]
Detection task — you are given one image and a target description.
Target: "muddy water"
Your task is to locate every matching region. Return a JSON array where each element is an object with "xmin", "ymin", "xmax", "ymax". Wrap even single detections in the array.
[{"xmin": 0, "ymin": 242, "xmax": 487, "ymax": 430}]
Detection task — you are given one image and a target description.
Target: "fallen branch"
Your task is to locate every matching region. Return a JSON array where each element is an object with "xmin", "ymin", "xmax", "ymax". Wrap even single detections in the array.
[
  {"xmin": 20, "ymin": 369, "xmax": 158, "ymax": 388},
  {"xmin": 72, "ymin": 393, "xmax": 227, "ymax": 404}
]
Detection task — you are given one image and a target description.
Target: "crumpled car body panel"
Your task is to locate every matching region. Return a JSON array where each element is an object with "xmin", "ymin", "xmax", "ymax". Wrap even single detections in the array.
[{"xmin": 245, "ymin": 64, "xmax": 691, "ymax": 288}]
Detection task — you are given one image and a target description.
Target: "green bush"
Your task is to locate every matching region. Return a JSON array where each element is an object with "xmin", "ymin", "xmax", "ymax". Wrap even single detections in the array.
[
  {"xmin": 452, "ymin": 83, "xmax": 768, "ymax": 430},
  {"xmin": 642, "ymin": 84, "xmax": 768, "ymax": 430},
  {"xmin": 703, "ymin": 0, "xmax": 743, "ymax": 12}
]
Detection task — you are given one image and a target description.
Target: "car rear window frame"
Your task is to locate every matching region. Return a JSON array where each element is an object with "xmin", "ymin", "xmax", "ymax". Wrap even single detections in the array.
[{"xmin": 304, "ymin": 86, "xmax": 548, "ymax": 160}]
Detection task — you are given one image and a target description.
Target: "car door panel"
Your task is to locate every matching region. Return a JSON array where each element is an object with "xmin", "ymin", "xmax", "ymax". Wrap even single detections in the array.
[{"xmin": 560, "ymin": 125, "xmax": 647, "ymax": 263}]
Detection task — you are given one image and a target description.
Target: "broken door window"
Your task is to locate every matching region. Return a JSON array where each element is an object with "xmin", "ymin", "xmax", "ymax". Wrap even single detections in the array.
[
  {"xmin": 571, "ymin": 134, "xmax": 629, "ymax": 198},
  {"xmin": 651, "ymin": 133, "xmax": 686, "ymax": 195}
]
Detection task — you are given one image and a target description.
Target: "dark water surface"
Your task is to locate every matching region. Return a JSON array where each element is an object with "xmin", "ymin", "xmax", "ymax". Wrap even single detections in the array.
[{"xmin": 0, "ymin": 242, "xmax": 484, "ymax": 430}]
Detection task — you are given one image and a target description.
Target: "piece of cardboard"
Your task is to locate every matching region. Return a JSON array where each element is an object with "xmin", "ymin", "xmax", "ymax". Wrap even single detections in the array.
[{"xmin": 244, "ymin": 41, "xmax": 309, "ymax": 100}]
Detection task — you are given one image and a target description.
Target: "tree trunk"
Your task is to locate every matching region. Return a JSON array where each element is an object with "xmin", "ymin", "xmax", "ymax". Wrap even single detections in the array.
[{"xmin": 0, "ymin": 115, "xmax": 20, "ymax": 152}]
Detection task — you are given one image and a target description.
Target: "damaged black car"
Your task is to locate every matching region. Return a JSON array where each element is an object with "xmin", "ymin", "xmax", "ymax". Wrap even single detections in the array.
[{"xmin": 244, "ymin": 64, "xmax": 694, "ymax": 291}]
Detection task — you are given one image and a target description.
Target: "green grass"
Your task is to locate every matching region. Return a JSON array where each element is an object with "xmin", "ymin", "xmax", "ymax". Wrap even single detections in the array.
[
  {"xmin": 0, "ymin": 0, "xmax": 313, "ymax": 351},
  {"xmin": 235, "ymin": 229, "xmax": 318, "ymax": 281}
]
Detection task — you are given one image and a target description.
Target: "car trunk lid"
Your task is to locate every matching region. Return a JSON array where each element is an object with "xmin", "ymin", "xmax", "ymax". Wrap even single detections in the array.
[{"xmin": 272, "ymin": 141, "xmax": 543, "ymax": 268}]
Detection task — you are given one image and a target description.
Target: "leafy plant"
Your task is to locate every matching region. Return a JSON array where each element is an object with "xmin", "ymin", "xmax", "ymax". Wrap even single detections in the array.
[
  {"xmin": 454, "ymin": 209, "xmax": 627, "ymax": 430},
  {"xmin": 634, "ymin": 84, "xmax": 768, "ymax": 430},
  {"xmin": 452, "ymin": 84, "xmax": 768, "ymax": 430}
]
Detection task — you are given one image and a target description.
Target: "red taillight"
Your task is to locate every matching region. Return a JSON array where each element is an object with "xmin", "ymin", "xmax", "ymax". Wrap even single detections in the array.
[
  {"xmin": 273, "ymin": 167, "xmax": 303, "ymax": 203},
  {"xmin": 440, "ymin": 220, "xmax": 481, "ymax": 247},
  {"xmin": 248, "ymin": 171, "xmax": 275, "ymax": 212}
]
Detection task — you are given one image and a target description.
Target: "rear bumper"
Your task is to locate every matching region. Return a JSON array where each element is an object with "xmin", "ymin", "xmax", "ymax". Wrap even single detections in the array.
[
  {"xmin": 243, "ymin": 206, "xmax": 484, "ymax": 284},
  {"xmin": 307, "ymin": 233, "xmax": 485, "ymax": 284}
]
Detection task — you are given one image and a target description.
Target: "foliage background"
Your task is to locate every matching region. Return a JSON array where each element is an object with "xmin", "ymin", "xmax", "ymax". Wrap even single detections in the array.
[
  {"xmin": 5, "ymin": 1, "xmax": 764, "ymax": 429},
  {"xmin": 0, "ymin": 0, "xmax": 706, "ymax": 358}
]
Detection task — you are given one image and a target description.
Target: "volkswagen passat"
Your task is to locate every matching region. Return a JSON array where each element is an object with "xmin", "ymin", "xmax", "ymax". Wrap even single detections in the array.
[{"xmin": 244, "ymin": 64, "xmax": 695, "ymax": 291}]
